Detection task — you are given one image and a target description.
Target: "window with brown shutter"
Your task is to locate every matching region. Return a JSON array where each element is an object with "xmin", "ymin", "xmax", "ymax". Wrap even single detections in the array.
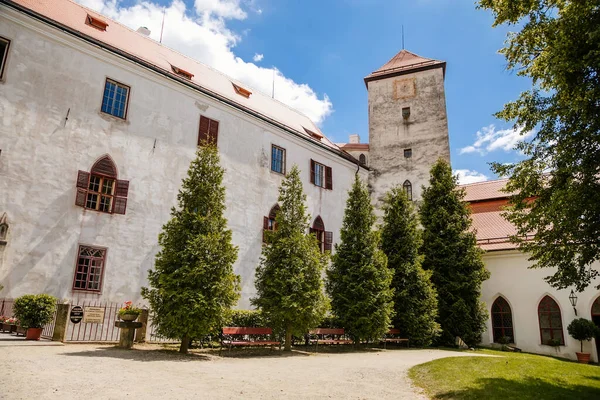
[
  {"xmin": 311, "ymin": 216, "xmax": 327, "ymax": 253},
  {"xmin": 198, "ymin": 115, "xmax": 219, "ymax": 146},
  {"xmin": 263, "ymin": 204, "xmax": 280, "ymax": 243},
  {"xmin": 310, "ymin": 160, "xmax": 332, "ymax": 189},
  {"xmin": 75, "ymin": 155, "xmax": 129, "ymax": 215},
  {"xmin": 324, "ymin": 231, "xmax": 333, "ymax": 252}
]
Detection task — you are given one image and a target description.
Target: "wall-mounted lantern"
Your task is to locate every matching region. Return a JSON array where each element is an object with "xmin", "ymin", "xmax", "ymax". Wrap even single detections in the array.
[{"xmin": 569, "ymin": 289, "xmax": 578, "ymax": 316}]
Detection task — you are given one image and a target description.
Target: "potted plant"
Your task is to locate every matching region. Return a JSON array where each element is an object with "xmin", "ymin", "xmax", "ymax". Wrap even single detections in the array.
[
  {"xmin": 13, "ymin": 294, "xmax": 57, "ymax": 340},
  {"xmin": 567, "ymin": 318, "xmax": 600, "ymax": 364},
  {"xmin": 118, "ymin": 301, "xmax": 142, "ymax": 322}
]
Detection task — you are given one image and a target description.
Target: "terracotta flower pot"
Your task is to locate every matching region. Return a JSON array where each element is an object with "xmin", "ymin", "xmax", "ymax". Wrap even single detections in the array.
[
  {"xmin": 25, "ymin": 327, "xmax": 43, "ymax": 340},
  {"xmin": 120, "ymin": 313, "xmax": 139, "ymax": 322},
  {"xmin": 576, "ymin": 352, "xmax": 591, "ymax": 364}
]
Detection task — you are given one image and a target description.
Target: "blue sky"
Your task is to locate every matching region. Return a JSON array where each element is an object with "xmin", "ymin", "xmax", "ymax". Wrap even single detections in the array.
[{"xmin": 80, "ymin": 0, "xmax": 533, "ymax": 183}]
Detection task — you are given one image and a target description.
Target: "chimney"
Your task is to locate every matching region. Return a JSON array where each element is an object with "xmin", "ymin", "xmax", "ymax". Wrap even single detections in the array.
[
  {"xmin": 136, "ymin": 26, "xmax": 151, "ymax": 36},
  {"xmin": 349, "ymin": 134, "xmax": 360, "ymax": 144}
]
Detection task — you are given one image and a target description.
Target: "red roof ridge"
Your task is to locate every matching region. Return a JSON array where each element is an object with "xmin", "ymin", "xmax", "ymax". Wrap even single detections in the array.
[{"xmin": 458, "ymin": 177, "xmax": 509, "ymax": 188}]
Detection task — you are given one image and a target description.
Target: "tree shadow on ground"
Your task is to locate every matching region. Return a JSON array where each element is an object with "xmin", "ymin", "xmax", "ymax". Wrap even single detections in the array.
[
  {"xmin": 433, "ymin": 377, "xmax": 600, "ymax": 400},
  {"xmin": 63, "ymin": 346, "xmax": 212, "ymax": 362},
  {"xmin": 215, "ymin": 348, "xmax": 311, "ymax": 358}
]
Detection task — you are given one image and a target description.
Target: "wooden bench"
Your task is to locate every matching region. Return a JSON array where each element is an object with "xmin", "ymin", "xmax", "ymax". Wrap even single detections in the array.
[
  {"xmin": 221, "ymin": 327, "xmax": 280, "ymax": 351},
  {"xmin": 381, "ymin": 328, "xmax": 409, "ymax": 348},
  {"xmin": 308, "ymin": 328, "xmax": 353, "ymax": 349}
]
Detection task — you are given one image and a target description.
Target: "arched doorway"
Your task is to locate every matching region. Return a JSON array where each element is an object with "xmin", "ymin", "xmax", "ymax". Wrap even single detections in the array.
[
  {"xmin": 591, "ymin": 297, "xmax": 600, "ymax": 361},
  {"xmin": 491, "ymin": 296, "xmax": 514, "ymax": 343}
]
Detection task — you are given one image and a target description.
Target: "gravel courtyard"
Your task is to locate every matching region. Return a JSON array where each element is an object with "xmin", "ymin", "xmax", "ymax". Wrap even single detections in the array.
[{"xmin": 0, "ymin": 337, "xmax": 484, "ymax": 399}]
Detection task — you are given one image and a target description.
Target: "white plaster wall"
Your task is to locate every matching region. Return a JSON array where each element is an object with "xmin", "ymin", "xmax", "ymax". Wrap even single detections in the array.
[
  {"xmin": 367, "ymin": 67, "xmax": 450, "ymax": 207},
  {"xmin": 0, "ymin": 9, "xmax": 367, "ymax": 308},
  {"xmin": 481, "ymin": 250, "xmax": 600, "ymax": 362}
]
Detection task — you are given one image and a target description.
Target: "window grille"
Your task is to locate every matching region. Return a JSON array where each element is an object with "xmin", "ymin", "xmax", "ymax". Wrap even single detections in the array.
[
  {"xmin": 492, "ymin": 296, "xmax": 514, "ymax": 343},
  {"xmin": 538, "ymin": 296, "xmax": 565, "ymax": 345},
  {"xmin": 73, "ymin": 245, "xmax": 107, "ymax": 292}
]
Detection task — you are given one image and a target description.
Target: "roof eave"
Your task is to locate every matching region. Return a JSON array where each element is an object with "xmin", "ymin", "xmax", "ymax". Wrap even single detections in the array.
[{"xmin": 363, "ymin": 61, "xmax": 446, "ymax": 88}]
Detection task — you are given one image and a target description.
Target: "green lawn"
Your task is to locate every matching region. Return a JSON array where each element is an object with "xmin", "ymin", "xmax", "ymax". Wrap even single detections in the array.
[{"xmin": 409, "ymin": 349, "xmax": 600, "ymax": 399}]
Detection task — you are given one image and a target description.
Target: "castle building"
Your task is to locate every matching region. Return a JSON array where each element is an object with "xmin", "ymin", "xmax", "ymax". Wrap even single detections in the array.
[
  {"xmin": 464, "ymin": 179, "xmax": 600, "ymax": 363},
  {"xmin": 3, "ymin": 0, "xmax": 595, "ymax": 362}
]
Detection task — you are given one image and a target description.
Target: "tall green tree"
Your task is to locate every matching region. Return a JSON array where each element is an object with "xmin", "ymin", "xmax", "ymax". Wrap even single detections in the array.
[
  {"xmin": 142, "ymin": 144, "xmax": 240, "ymax": 354},
  {"xmin": 478, "ymin": 0, "xmax": 600, "ymax": 291},
  {"xmin": 252, "ymin": 166, "xmax": 328, "ymax": 351},
  {"xmin": 420, "ymin": 160, "xmax": 490, "ymax": 346},
  {"xmin": 380, "ymin": 187, "xmax": 440, "ymax": 347},
  {"xmin": 327, "ymin": 174, "xmax": 394, "ymax": 343}
]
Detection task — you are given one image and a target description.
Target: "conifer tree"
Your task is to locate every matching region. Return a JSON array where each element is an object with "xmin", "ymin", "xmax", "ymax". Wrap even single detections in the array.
[
  {"xmin": 420, "ymin": 160, "xmax": 490, "ymax": 346},
  {"xmin": 327, "ymin": 174, "xmax": 394, "ymax": 343},
  {"xmin": 142, "ymin": 144, "xmax": 240, "ymax": 354},
  {"xmin": 380, "ymin": 187, "xmax": 440, "ymax": 347},
  {"xmin": 252, "ymin": 166, "xmax": 328, "ymax": 351}
]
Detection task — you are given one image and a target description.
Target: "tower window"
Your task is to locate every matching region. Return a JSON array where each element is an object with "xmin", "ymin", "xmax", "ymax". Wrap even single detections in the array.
[
  {"xmin": 359, "ymin": 154, "xmax": 367, "ymax": 165},
  {"xmin": 404, "ymin": 148, "xmax": 412, "ymax": 158},
  {"xmin": 0, "ymin": 37, "xmax": 10, "ymax": 81},
  {"xmin": 402, "ymin": 107, "xmax": 411, "ymax": 120},
  {"xmin": 403, "ymin": 180, "xmax": 413, "ymax": 201}
]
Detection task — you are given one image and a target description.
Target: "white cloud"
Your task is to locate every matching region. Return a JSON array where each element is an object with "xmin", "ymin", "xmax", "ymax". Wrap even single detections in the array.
[
  {"xmin": 459, "ymin": 125, "xmax": 534, "ymax": 155},
  {"xmin": 454, "ymin": 169, "xmax": 488, "ymax": 185},
  {"xmin": 75, "ymin": 0, "xmax": 332, "ymax": 124},
  {"xmin": 253, "ymin": 53, "xmax": 264, "ymax": 62}
]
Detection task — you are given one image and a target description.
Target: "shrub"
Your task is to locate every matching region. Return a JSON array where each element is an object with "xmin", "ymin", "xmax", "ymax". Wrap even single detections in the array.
[
  {"xmin": 13, "ymin": 294, "xmax": 57, "ymax": 328},
  {"xmin": 567, "ymin": 318, "xmax": 600, "ymax": 353},
  {"xmin": 227, "ymin": 309, "xmax": 267, "ymax": 327}
]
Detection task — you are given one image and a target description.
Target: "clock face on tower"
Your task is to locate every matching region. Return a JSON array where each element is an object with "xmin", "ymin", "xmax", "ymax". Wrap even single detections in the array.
[{"xmin": 393, "ymin": 78, "xmax": 417, "ymax": 100}]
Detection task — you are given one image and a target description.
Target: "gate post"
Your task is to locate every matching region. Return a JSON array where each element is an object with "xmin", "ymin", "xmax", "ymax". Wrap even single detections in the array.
[
  {"xmin": 52, "ymin": 303, "xmax": 70, "ymax": 342},
  {"xmin": 135, "ymin": 308, "xmax": 149, "ymax": 343}
]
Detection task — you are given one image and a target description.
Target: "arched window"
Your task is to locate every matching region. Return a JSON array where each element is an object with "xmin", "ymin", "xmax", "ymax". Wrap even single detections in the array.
[
  {"xmin": 403, "ymin": 180, "xmax": 413, "ymax": 201},
  {"xmin": 262, "ymin": 204, "xmax": 280, "ymax": 243},
  {"xmin": 310, "ymin": 216, "xmax": 333, "ymax": 253},
  {"xmin": 359, "ymin": 154, "xmax": 366, "ymax": 165},
  {"xmin": 491, "ymin": 296, "xmax": 514, "ymax": 343},
  {"xmin": 538, "ymin": 296, "xmax": 564, "ymax": 345},
  {"xmin": 75, "ymin": 155, "xmax": 129, "ymax": 214}
]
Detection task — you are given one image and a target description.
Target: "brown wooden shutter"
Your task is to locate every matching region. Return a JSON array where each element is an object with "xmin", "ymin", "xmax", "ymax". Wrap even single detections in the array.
[
  {"xmin": 208, "ymin": 119, "xmax": 219, "ymax": 144},
  {"xmin": 113, "ymin": 197, "xmax": 128, "ymax": 215},
  {"xmin": 324, "ymin": 231, "xmax": 333, "ymax": 252},
  {"xmin": 113, "ymin": 179, "xmax": 129, "ymax": 215},
  {"xmin": 198, "ymin": 115, "xmax": 210, "ymax": 145},
  {"xmin": 75, "ymin": 188, "xmax": 87, "ymax": 207},
  {"xmin": 310, "ymin": 160, "xmax": 315, "ymax": 184},
  {"xmin": 263, "ymin": 216, "xmax": 269, "ymax": 243},
  {"xmin": 77, "ymin": 170, "xmax": 90, "ymax": 188},
  {"xmin": 325, "ymin": 166, "xmax": 333, "ymax": 190}
]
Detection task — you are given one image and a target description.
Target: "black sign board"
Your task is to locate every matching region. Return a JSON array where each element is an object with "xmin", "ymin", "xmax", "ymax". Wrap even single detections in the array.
[{"xmin": 70, "ymin": 305, "xmax": 84, "ymax": 324}]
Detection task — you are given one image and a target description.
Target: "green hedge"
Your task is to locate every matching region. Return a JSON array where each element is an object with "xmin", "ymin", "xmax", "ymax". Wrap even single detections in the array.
[{"xmin": 13, "ymin": 294, "xmax": 57, "ymax": 328}]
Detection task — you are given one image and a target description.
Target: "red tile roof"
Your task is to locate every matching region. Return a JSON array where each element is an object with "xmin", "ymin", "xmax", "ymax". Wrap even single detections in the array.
[
  {"xmin": 365, "ymin": 49, "xmax": 445, "ymax": 83},
  {"xmin": 462, "ymin": 178, "xmax": 527, "ymax": 251},
  {"xmin": 338, "ymin": 143, "xmax": 370, "ymax": 151},
  {"xmin": 6, "ymin": 0, "xmax": 341, "ymax": 152},
  {"xmin": 461, "ymin": 178, "xmax": 513, "ymax": 202}
]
